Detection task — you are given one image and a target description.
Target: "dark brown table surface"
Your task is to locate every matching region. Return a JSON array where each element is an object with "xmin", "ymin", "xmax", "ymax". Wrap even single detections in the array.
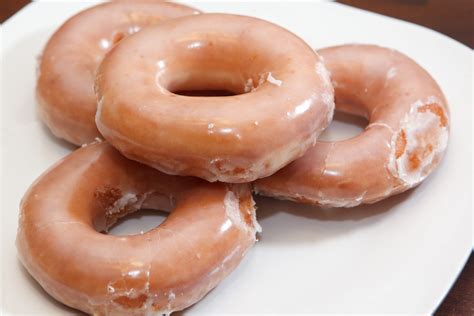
[{"xmin": 1, "ymin": 0, "xmax": 472, "ymax": 314}]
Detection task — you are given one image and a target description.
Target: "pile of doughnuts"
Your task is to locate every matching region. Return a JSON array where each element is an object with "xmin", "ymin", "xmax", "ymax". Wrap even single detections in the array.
[{"xmin": 17, "ymin": 1, "xmax": 450, "ymax": 315}]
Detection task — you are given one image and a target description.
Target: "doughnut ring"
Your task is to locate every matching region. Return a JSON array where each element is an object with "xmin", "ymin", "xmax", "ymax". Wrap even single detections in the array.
[
  {"xmin": 37, "ymin": 1, "xmax": 200, "ymax": 145},
  {"xmin": 16, "ymin": 142, "xmax": 260, "ymax": 315},
  {"xmin": 255, "ymin": 44, "xmax": 449, "ymax": 207},
  {"xmin": 95, "ymin": 13, "xmax": 335, "ymax": 183}
]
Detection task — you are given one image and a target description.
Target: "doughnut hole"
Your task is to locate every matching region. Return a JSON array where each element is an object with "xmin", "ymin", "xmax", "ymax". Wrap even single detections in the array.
[
  {"xmin": 155, "ymin": 37, "xmax": 276, "ymax": 97},
  {"xmin": 318, "ymin": 110, "xmax": 368, "ymax": 141},
  {"xmin": 91, "ymin": 185, "xmax": 258, "ymax": 237},
  {"xmin": 107, "ymin": 209, "xmax": 168, "ymax": 236},
  {"xmin": 318, "ymin": 78, "xmax": 372, "ymax": 141},
  {"xmin": 92, "ymin": 187, "xmax": 174, "ymax": 236}
]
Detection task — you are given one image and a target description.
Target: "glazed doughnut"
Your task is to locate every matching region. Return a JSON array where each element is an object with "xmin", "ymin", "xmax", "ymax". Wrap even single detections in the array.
[
  {"xmin": 255, "ymin": 44, "xmax": 449, "ymax": 207},
  {"xmin": 17, "ymin": 142, "xmax": 260, "ymax": 315},
  {"xmin": 95, "ymin": 13, "xmax": 334, "ymax": 183},
  {"xmin": 37, "ymin": 1, "xmax": 200, "ymax": 146}
]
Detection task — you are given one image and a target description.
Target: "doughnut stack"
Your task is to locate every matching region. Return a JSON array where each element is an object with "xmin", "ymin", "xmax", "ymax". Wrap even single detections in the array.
[{"xmin": 18, "ymin": 1, "xmax": 450, "ymax": 315}]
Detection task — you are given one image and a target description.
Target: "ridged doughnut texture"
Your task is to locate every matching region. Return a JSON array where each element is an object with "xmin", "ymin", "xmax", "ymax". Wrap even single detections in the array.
[
  {"xmin": 17, "ymin": 142, "xmax": 260, "ymax": 315},
  {"xmin": 95, "ymin": 13, "xmax": 334, "ymax": 183},
  {"xmin": 36, "ymin": 1, "xmax": 200, "ymax": 145},
  {"xmin": 255, "ymin": 44, "xmax": 449, "ymax": 207}
]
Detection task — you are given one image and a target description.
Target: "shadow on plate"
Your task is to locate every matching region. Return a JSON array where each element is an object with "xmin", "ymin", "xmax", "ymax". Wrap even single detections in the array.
[
  {"xmin": 331, "ymin": 110, "xmax": 368, "ymax": 128},
  {"xmin": 256, "ymin": 189, "xmax": 414, "ymax": 222},
  {"xmin": 254, "ymin": 188, "xmax": 415, "ymax": 244},
  {"xmin": 106, "ymin": 209, "xmax": 168, "ymax": 236}
]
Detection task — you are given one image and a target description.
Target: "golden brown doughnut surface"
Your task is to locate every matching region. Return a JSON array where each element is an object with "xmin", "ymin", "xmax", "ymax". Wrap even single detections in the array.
[
  {"xmin": 255, "ymin": 44, "xmax": 449, "ymax": 207},
  {"xmin": 37, "ymin": 1, "xmax": 200, "ymax": 145},
  {"xmin": 95, "ymin": 13, "xmax": 334, "ymax": 183},
  {"xmin": 17, "ymin": 142, "xmax": 259, "ymax": 315}
]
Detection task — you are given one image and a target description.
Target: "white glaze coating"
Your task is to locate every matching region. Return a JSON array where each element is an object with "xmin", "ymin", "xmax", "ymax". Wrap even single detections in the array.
[{"xmin": 388, "ymin": 97, "xmax": 449, "ymax": 186}]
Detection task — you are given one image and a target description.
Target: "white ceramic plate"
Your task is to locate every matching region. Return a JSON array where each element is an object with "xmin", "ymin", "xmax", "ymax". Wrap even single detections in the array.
[{"xmin": 1, "ymin": 1, "xmax": 472, "ymax": 314}]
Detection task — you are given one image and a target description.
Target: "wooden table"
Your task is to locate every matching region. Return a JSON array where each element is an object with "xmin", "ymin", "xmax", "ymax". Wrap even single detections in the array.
[
  {"xmin": 1, "ymin": 1, "xmax": 472, "ymax": 314},
  {"xmin": 337, "ymin": 0, "xmax": 473, "ymax": 48}
]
